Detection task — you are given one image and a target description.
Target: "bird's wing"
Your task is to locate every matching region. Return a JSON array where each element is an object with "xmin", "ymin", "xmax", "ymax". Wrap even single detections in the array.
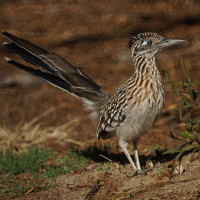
[{"xmin": 97, "ymin": 89, "xmax": 127, "ymax": 139}]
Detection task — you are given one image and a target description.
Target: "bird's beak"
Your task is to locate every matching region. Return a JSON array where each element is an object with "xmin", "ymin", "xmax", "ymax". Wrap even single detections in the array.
[{"xmin": 156, "ymin": 38, "xmax": 188, "ymax": 49}]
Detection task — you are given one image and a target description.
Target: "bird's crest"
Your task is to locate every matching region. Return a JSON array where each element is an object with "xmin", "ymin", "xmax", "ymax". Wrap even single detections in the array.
[{"xmin": 128, "ymin": 32, "xmax": 163, "ymax": 49}]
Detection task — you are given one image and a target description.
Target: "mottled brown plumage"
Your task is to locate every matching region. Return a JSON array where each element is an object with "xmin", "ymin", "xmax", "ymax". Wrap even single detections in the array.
[{"xmin": 2, "ymin": 31, "xmax": 187, "ymax": 173}]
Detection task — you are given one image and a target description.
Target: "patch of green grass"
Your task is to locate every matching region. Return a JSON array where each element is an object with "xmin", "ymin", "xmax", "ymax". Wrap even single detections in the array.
[
  {"xmin": 144, "ymin": 144, "xmax": 166, "ymax": 155},
  {"xmin": 0, "ymin": 146, "xmax": 91, "ymax": 197},
  {"xmin": 117, "ymin": 164, "xmax": 123, "ymax": 171},
  {"xmin": 12, "ymin": 182, "xmax": 34, "ymax": 197},
  {"xmin": 0, "ymin": 144, "xmax": 112, "ymax": 197},
  {"xmin": 156, "ymin": 168, "xmax": 164, "ymax": 176},
  {"xmin": 1, "ymin": 185, "xmax": 9, "ymax": 194},
  {"xmin": 128, "ymin": 190, "xmax": 136, "ymax": 198},
  {"xmin": 66, "ymin": 151, "xmax": 90, "ymax": 171},
  {"xmin": 0, "ymin": 176, "xmax": 9, "ymax": 184},
  {"xmin": 42, "ymin": 164, "xmax": 69, "ymax": 178},
  {"xmin": 97, "ymin": 166, "xmax": 105, "ymax": 171},
  {"xmin": 9, "ymin": 180, "xmax": 51, "ymax": 197},
  {"xmin": 0, "ymin": 146, "xmax": 53, "ymax": 175},
  {"xmin": 42, "ymin": 151, "xmax": 89, "ymax": 178},
  {"xmin": 0, "ymin": 147, "xmax": 90, "ymax": 178},
  {"xmin": 0, "ymin": 144, "xmax": 111, "ymax": 177}
]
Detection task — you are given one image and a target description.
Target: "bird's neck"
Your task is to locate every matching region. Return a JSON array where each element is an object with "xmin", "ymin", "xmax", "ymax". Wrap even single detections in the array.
[{"xmin": 132, "ymin": 55, "xmax": 161, "ymax": 81}]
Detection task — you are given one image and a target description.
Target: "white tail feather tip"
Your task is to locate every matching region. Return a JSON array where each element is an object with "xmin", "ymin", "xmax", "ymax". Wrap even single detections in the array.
[{"xmin": 4, "ymin": 57, "xmax": 11, "ymax": 62}]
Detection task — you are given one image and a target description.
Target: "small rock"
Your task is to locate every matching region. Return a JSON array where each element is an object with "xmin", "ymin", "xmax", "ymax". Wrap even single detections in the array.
[{"xmin": 174, "ymin": 164, "xmax": 185, "ymax": 175}]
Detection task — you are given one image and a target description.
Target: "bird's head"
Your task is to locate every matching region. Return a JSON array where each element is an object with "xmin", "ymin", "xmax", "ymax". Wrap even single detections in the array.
[{"xmin": 129, "ymin": 32, "xmax": 187, "ymax": 58}]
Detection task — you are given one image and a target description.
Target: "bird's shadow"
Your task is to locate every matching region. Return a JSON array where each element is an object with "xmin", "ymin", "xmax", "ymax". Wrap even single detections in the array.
[{"xmin": 77, "ymin": 145, "xmax": 177, "ymax": 168}]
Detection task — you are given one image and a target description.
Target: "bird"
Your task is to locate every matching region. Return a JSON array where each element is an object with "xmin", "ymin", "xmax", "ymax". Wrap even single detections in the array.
[{"xmin": 2, "ymin": 31, "xmax": 187, "ymax": 173}]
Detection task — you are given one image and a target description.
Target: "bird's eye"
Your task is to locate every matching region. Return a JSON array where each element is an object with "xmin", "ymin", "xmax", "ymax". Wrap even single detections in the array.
[
  {"xmin": 141, "ymin": 40, "xmax": 153, "ymax": 46},
  {"xmin": 141, "ymin": 40, "xmax": 148, "ymax": 46}
]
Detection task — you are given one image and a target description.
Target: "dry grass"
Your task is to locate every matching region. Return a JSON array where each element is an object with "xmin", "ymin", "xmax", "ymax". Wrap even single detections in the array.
[{"xmin": 0, "ymin": 108, "xmax": 85, "ymax": 152}]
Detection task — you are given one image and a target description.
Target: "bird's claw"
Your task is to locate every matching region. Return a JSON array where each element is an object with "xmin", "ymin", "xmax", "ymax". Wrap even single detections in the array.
[{"xmin": 126, "ymin": 167, "xmax": 153, "ymax": 177}]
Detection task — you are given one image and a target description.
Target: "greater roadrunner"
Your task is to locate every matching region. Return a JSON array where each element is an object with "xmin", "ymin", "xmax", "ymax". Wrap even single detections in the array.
[{"xmin": 2, "ymin": 31, "xmax": 187, "ymax": 173}]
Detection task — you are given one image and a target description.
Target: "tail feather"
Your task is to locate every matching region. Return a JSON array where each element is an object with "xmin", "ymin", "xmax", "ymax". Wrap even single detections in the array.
[
  {"xmin": 5, "ymin": 57, "xmax": 71, "ymax": 92},
  {"xmin": 3, "ymin": 42, "xmax": 56, "ymax": 74},
  {"xmin": 2, "ymin": 31, "xmax": 48, "ymax": 54},
  {"xmin": 2, "ymin": 31, "xmax": 109, "ymax": 109}
]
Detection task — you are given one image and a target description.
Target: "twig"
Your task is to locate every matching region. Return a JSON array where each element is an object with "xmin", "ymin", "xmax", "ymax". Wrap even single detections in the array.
[
  {"xmin": 99, "ymin": 154, "xmax": 112, "ymax": 162},
  {"xmin": 25, "ymin": 187, "xmax": 35, "ymax": 195}
]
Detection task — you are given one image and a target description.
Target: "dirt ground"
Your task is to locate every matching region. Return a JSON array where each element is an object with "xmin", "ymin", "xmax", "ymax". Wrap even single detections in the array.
[
  {"xmin": 12, "ymin": 154, "xmax": 200, "ymax": 200},
  {"xmin": 0, "ymin": 0, "xmax": 200, "ymax": 199}
]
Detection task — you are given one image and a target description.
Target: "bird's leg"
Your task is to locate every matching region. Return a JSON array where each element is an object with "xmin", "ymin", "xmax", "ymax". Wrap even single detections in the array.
[
  {"xmin": 123, "ymin": 147, "xmax": 137, "ymax": 171},
  {"xmin": 133, "ymin": 142, "xmax": 153, "ymax": 175},
  {"xmin": 133, "ymin": 141, "xmax": 141, "ymax": 171},
  {"xmin": 119, "ymin": 139, "xmax": 137, "ymax": 172}
]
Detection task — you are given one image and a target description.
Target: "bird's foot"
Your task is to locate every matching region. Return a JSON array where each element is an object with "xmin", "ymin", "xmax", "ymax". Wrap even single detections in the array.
[
  {"xmin": 134, "ymin": 167, "xmax": 153, "ymax": 175},
  {"xmin": 126, "ymin": 167, "xmax": 153, "ymax": 177}
]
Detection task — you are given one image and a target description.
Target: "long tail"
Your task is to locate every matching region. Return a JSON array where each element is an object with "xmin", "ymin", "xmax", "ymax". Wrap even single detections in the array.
[{"xmin": 2, "ymin": 31, "xmax": 108, "ymax": 115}]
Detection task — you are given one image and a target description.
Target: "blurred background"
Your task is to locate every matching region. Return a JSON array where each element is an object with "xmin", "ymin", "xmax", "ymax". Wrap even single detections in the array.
[{"xmin": 0, "ymin": 0, "xmax": 200, "ymax": 152}]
